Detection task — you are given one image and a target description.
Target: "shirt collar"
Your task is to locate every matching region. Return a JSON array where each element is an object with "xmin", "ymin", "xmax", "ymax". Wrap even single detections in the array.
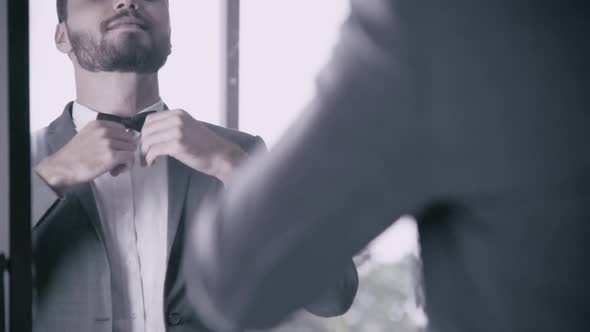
[{"xmin": 72, "ymin": 100, "xmax": 165, "ymax": 132}]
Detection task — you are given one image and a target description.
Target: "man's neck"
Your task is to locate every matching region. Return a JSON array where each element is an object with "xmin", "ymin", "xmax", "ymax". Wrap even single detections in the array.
[{"xmin": 74, "ymin": 67, "xmax": 161, "ymax": 117}]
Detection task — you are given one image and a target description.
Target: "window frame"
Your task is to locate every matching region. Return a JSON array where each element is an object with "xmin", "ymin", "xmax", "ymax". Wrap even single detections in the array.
[{"xmin": 2, "ymin": 0, "xmax": 33, "ymax": 331}]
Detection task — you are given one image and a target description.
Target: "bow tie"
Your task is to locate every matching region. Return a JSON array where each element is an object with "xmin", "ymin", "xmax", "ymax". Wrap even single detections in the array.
[{"xmin": 96, "ymin": 111, "xmax": 157, "ymax": 132}]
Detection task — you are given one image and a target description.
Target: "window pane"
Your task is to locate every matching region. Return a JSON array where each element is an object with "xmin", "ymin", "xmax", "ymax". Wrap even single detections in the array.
[{"xmin": 240, "ymin": 1, "xmax": 349, "ymax": 146}]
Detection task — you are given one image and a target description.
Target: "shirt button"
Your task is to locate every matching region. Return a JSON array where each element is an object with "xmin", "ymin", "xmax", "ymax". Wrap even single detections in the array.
[{"xmin": 167, "ymin": 312, "xmax": 182, "ymax": 325}]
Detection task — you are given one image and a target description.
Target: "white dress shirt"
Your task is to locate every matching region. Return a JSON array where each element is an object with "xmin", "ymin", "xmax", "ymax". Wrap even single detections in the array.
[{"xmin": 72, "ymin": 101, "xmax": 169, "ymax": 332}]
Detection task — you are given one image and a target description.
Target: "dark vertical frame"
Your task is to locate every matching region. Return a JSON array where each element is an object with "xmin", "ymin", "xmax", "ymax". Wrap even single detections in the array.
[
  {"xmin": 7, "ymin": 0, "xmax": 32, "ymax": 331},
  {"xmin": 0, "ymin": 255, "xmax": 5, "ymax": 331},
  {"xmin": 222, "ymin": 0, "xmax": 240, "ymax": 129},
  {"xmin": 0, "ymin": 0, "xmax": 8, "ymax": 329},
  {"xmin": 0, "ymin": 255, "xmax": 5, "ymax": 332}
]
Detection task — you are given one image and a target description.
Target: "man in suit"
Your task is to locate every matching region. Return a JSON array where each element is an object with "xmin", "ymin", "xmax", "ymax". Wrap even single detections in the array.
[
  {"xmin": 30, "ymin": 0, "xmax": 358, "ymax": 331},
  {"xmin": 183, "ymin": 0, "xmax": 590, "ymax": 331}
]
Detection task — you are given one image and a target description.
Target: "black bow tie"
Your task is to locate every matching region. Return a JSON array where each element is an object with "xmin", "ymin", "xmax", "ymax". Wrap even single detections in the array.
[{"xmin": 96, "ymin": 111, "xmax": 157, "ymax": 132}]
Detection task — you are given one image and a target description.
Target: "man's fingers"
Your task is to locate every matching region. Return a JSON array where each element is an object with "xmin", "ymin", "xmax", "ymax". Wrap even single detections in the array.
[
  {"xmin": 143, "ymin": 109, "xmax": 193, "ymax": 137},
  {"xmin": 143, "ymin": 110, "xmax": 175, "ymax": 129},
  {"xmin": 96, "ymin": 120, "xmax": 127, "ymax": 129},
  {"xmin": 144, "ymin": 109, "xmax": 186, "ymax": 125},
  {"xmin": 142, "ymin": 115, "xmax": 184, "ymax": 137},
  {"xmin": 144, "ymin": 141, "xmax": 171, "ymax": 167},
  {"xmin": 107, "ymin": 129, "xmax": 137, "ymax": 142},
  {"xmin": 87, "ymin": 120, "xmax": 137, "ymax": 141},
  {"xmin": 109, "ymin": 164, "xmax": 129, "ymax": 177},
  {"xmin": 88, "ymin": 120, "xmax": 127, "ymax": 131},
  {"xmin": 90, "ymin": 125, "xmax": 136, "ymax": 143},
  {"xmin": 141, "ymin": 130, "xmax": 180, "ymax": 157},
  {"xmin": 103, "ymin": 127, "xmax": 137, "ymax": 143},
  {"xmin": 109, "ymin": 138, "xmax": 137, "ymax": 152},
  {"xmin": 110, "ymin": 150, "xmax": 135, "ymax": 168},
  {"xmin": 107, "ymin": 142, "xmax": 137, "ymax": 176}
]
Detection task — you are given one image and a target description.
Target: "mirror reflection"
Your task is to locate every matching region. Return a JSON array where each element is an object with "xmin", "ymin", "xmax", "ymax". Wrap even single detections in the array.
[{"xmin": 29, "ymin": 1, "xmax": 423, "ymax": 331}]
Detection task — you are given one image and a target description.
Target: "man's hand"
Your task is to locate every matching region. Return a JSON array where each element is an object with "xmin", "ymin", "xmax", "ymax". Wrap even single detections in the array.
[
  {"xmin": 35, "ymin": 121, "xmax": 137, "ymax": 194},
  {"xmin": 141, "ymin": 109, "xmax": 247, "ymax": 183}
]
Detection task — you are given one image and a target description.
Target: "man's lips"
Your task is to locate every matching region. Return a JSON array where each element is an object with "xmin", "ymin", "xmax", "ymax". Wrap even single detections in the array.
[{"xmin": 106, "ymin": 18, "xmax": 148, "ymax": 30}]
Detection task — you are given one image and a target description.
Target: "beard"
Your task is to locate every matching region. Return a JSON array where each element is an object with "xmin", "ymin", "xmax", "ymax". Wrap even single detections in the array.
[{"xmin": 68, "ymin": 26, "xmax": 171, "ymax": 73}]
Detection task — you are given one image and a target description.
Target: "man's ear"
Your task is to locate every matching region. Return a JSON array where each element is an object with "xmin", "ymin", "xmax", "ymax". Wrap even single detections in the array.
[{"xmin": 55, "ymin": 23, "xmax": 72, "ymax": 54}]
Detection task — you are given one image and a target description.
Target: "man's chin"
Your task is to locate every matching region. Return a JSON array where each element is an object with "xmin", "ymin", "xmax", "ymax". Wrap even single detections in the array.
[{"xmin": 106, "ymin": 30, "xmax": 150, "ymax": 45}]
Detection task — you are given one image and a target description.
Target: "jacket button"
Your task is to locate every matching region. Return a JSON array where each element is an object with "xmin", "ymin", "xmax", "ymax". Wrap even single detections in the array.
[{"xmin": 168, "ymin": 312, "xmax": 182, "ymax": 325}]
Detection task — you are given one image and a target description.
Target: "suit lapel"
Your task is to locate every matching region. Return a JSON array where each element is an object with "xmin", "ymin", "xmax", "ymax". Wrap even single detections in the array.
[
  {"xmin": 46, "ymin": 103, "xmax": 102, "ymax": 239},
  {"xmin": 161, "ymin": 102, "xmax": 193, "ymax": 257},
  {"xmin": 166, "ymin": 157, "xmax": 192, "ymax": 257}
]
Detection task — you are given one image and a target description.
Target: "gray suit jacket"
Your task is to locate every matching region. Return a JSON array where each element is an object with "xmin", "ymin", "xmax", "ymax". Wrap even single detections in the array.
[
  {"xmin": 183, "ymin": 1, "xmax": 590, "ymax": 331},
  {"xmin": 31, "ymin": 103, "xmax": 358, "ymax": 331}
]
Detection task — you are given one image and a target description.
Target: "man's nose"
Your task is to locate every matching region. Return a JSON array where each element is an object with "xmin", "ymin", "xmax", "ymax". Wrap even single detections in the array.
[{"xmin": 114, "ymin": 0, "xmax": 140, "ymax": 11}]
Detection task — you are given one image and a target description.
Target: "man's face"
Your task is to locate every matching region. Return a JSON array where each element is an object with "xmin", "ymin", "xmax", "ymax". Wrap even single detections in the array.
[{"xmin": 62, "ymin": 0, "xmax": 172, "ymax": 73}]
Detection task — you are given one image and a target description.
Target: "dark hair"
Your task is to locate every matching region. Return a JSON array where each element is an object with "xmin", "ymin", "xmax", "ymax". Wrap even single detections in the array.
[{"xmin": 57, "ymin": 0, "xmax": 67, "ymax": 23}]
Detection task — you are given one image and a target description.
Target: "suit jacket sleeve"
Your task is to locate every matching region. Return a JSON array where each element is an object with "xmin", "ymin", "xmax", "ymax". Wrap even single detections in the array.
[
  {"xmin": 184, "ymin": 0, "xmax": 426, "ymax": 330},
  {"xmin": 31, "ymin": 171, "xmax": 61, "ymax": 227},
  {"xmin": 244, "ymin": 136, "xmax": 360, "ymax": 318},
  {"xmin": 30, "ymin": 129, "xmax": 62, "ymax": 227}
]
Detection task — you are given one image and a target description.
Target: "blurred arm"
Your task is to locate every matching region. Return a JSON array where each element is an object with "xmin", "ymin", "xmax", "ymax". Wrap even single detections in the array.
[
  {"xmin": 303, "ymin": 259, "xmax": 359, "ymax": 317},
  {"xmin": 185, "ymin": 0, "xmax": 426, "ymax": 330}
]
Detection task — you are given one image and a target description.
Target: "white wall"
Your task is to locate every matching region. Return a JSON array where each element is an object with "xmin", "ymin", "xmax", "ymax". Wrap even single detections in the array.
[
  {"xmin": 240, "ymin": 0, "xmax": 350, "ymax": 146},
  {"xmin": 29, "ymin": 1, "xmax": 223, "ymax": 131}
]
